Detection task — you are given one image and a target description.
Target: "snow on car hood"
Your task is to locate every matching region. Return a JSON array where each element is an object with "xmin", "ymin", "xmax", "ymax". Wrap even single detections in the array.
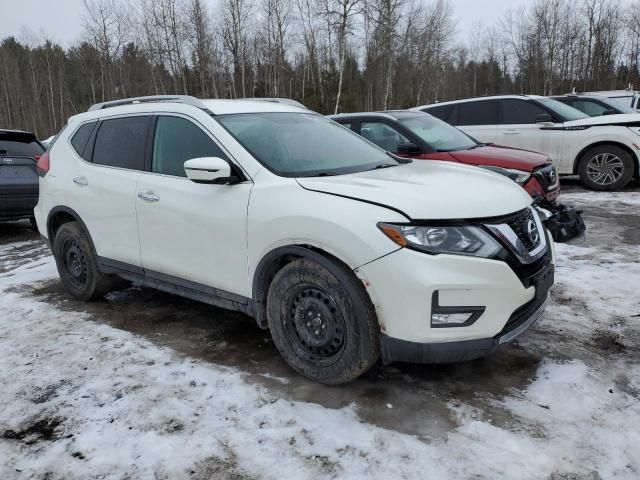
[
  {"xmin": 296, "ymin": 160, "xmax": 532, "ymax": 220},
  {"xmin": 564, "ymin": 113, "xmax": 640, "ymax": 127}
]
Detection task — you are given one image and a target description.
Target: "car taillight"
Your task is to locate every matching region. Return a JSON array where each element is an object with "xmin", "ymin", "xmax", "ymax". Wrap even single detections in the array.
[{"xmin": 37, "ymin": 151, "xmax": 50, "ymax": 176}]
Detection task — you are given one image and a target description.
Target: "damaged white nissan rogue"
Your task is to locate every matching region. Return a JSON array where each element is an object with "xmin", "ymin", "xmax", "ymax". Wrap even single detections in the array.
[{"xmin": 35, "ymin": 96, "xmax": 555, "ymax": 384}]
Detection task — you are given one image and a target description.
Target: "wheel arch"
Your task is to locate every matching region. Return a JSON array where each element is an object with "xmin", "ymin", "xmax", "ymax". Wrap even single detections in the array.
[
  {"xmin": 47, "ymin": 206, "xmax": 97, "ymax": 253},
  {"xmin": 251, "ymin": 245, "xmax": 371, "ymax": 329},
  {"xmin": 572, "ymin": 141, "xmax": 639, "ymax": 177}
]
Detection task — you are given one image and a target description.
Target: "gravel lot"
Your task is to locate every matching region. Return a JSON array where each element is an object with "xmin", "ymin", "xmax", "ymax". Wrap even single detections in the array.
[{"xmin": 0, "ymin": 181, "xmax": 638, "ymax": 479}]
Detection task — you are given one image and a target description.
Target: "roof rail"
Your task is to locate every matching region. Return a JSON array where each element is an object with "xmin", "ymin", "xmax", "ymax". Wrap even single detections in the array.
[
  {"xmin": 239, "ymin": 97, "xmax": 307, "ymax": 109},
  {"xmin": 88, "ymin": 95, "xmax": 210, "ymax": 112}
]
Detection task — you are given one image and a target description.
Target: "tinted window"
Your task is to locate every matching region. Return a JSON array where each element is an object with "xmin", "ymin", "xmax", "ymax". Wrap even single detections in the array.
[
  {"xmin": 457, "ymin": 101, "xmax": 498, "ymax": 126},
  {"xmin": 536, "ymin": 98, "xmax": 588, "ymax": 121},
  {"xmin": 502, "ymin": 99, "xmax": 548, "ymax": 124},
  {"xmin": 93, "ymin": 116, "xmax": 149, "ymax": 170},
  {"xmin": 152, "ymin": 116, "xmax": 228, "ymax": 177},
  {"xmin": 360, "ymin": 122, "xmax": 410, "ymax": 153},
  {"xmin": 569, "ymin": 100, "xmax": 610, "ymax": 117},
  {"xmin": 70, "ymin": 122, "xmax": 97, "ymax": 159},
  {"xmin": 0, "ymin": 132, "xmax": 44, "ymax": 157},
  {"xmin": 424, "ymin": 104, "xmax": 454, "ymax": 123},
  {"xmin": 217, "ymin": 113, "xmax": 397, "ymax": 177},
  {"xmin": 397, "ymin": 115, "xmax": 476, "ymax": 152}
]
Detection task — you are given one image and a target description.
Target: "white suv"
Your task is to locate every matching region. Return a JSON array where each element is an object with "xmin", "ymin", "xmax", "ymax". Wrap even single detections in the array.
[
  {"xmin": 34, "ymin": 96, "xmax": 554, "ymax": 384},
  {"xmin": 414, "ymin": 95, "xmax": 640, "ymax": 190}
]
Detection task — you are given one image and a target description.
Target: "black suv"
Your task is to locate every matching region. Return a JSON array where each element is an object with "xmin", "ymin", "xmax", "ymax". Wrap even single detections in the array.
[
  {"xmin": 0, "ymin": 129, "xmax": 45, "ymax": 225},
  {"xmin": 551, "ymin": 94, "xmax": 638, "ymax": 117}
]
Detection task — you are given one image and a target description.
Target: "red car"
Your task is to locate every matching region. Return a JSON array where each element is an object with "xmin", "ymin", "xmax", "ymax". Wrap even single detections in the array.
[
  {"xmin": 328, "ymin": 111, "xmax": 584, "ymax": 241},
  {"xmin": 328, "ymin": 111, "xmax": 559, "ymax": 202}
]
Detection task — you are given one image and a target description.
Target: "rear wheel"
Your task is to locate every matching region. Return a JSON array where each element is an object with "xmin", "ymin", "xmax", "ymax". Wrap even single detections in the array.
[
  {"xmin": 266, "ymin": 257, "xmax": 380, "ymax": 384},
  {"xmin": 52, "ymin": 222, "xmax": 116, "ymax": 301},
  {"xmin": 578, "ymin": 145, "xmax": 634, "ymax": 190}
]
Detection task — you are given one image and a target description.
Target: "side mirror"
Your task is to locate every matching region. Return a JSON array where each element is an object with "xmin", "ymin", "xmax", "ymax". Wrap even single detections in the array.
[
  {"xmin": 184, "ymin": 157, "xmax": 236, "ymax": 184},
  {"xmin": 535, "ymin": 113, "xmax": 553, "ymax": 124},
  {"xmin": 397, "ymin": 142, "xmax": 421, "ymax": 155}
]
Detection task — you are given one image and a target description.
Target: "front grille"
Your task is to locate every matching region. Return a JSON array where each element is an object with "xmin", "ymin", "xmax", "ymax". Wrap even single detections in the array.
[
  {"xmin": 533, "ymin": 164, "xmax": 558, "ymax": 191},
  {"xmin": 506, "ymin": 208, "xmax": 541, "ymax": 251}
]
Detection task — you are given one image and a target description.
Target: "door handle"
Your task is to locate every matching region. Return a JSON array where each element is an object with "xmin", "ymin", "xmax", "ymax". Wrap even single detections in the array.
[
  {"xmin": 73, "ymin": 176, "xmax": 88, "ymax": 186},
  {"xmin": 137, "ymin": 190, "xmax": 160, "ymax": 202},
  {"xmin": 503, "ymin": 129, "xmax": 520, "ymax": 134}
]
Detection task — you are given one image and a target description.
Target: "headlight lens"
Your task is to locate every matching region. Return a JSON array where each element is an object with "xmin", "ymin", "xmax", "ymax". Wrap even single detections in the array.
[
  {"xmin": 378, "ymin": 223, "xmax": 502, "ymax": 258},
  {"xmin": 480, "ymin": 166, "xmax": 531, "ymax": 184}
]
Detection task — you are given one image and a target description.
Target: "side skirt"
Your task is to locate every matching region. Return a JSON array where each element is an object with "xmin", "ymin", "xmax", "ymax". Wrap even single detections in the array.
[{"xmin": 97, "ymin": 257, "xmax": 257, "ymax": 318}]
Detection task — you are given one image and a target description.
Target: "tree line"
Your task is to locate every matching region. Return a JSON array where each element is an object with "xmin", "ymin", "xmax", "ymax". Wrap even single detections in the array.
[{"xmin": 1, "ymin": 0, "xmax": 640, "ymax": 138}]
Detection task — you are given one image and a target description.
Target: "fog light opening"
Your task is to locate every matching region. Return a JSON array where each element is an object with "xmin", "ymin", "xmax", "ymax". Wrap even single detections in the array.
[{"xmin": 430, "ymin": 291, "xmax": 485, "ymax": 328}]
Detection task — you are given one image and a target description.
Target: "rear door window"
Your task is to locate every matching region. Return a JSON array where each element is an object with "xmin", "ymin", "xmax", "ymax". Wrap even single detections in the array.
[
  {"xmin": 457, "ymin": 100, "xmax": 499, "ymax": 126},
  {"xmin": 92, "ymin": 116, "xmax": 150, "ymax": 170},
  {"xmin": 501, "ymin": 99, "xmax": 548, "ymax": 124},
  {"xmin": 152, "ymin": 116, "xmax": 228, "ymax": 177},
  {"xmin": 70, "ymin": 122, "xmax": 97, "ymax": 160}
]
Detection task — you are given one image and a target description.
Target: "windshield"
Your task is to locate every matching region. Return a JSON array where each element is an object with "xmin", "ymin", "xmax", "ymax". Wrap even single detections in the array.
[
  {"xmin": 397, "ymin": 115, "xmax": 477, "ymax": 152},
  {"xmin": 216, "ymin": 112, "xmax": 398, "ymax": 176},
  {"xmin": 537, "ymin": 98, "xmax": 589, "ymax": 121}
]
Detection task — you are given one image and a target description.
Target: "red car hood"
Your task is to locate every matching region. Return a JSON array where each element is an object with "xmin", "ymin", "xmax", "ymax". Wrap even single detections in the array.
[{"xmin": 447, "ymin": 145, "xmax": 549, "ymax": 172}]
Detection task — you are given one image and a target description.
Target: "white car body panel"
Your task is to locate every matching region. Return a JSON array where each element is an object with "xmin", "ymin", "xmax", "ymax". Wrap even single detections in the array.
[{"xmin": 297, "ymin": 160, "xmax": 532, "ymax": 219}]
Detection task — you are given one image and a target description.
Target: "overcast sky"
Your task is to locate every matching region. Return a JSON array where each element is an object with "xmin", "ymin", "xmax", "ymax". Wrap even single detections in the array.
[{"xmin": 0, "ymin": 0, "xmax": 539, "ymax": 47}]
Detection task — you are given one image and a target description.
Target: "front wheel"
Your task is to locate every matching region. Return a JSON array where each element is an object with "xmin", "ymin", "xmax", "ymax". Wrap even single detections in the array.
[
  {"xmin": 266, "ymin": 257, "xmax": 380, "ymax": 384},
  {"xmin": 578, "ymin": 145, "xmax": 634, "ymax": 191}
]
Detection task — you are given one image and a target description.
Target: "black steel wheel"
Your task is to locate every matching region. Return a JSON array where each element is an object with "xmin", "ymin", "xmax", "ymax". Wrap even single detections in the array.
[
  {"xmin": 61, "ymin": 238, "xmax": 89, "ymax": 289},
  {"xmin": 52, "ymin": 221, "xmax": 117, "ymax": 301},
  {"xmin": 285, "ymin": 286, "xmax": 346, "ymax": 365},
  {"xmin": 267, "ymin": 257, "xmax": 380, "ymax": 384}
]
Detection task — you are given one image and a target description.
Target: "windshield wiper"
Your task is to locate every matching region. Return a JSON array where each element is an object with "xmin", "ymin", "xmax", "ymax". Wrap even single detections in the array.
[{"xmin": 369, "ymin": 163, "xmax": 397, "ymax": 170}]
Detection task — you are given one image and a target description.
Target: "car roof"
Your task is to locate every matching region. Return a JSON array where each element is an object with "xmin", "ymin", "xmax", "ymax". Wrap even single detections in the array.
[
  {"xmin": 552, "ymin": 94, "xmax": 610, "ymax": 99},
  {"xmin": 0, "ymin": 128, "xmax": 35, "ymax": 135},
  {"xmin": 69, "ymin": 97, "xmax": 311, "ymax": 125},
  {"xmin": 412, "ymin": 94, "xmax": 545, "ymax": 111},
  {"xmin": 328, "ymin": 110, "xmax": 428, "ymax": 121}
]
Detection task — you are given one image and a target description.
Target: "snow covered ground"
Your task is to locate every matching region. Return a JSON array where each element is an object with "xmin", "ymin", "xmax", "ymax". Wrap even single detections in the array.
[{"xmin": 0, "ymin": 185, "xmax": 638, "ymax": 479}]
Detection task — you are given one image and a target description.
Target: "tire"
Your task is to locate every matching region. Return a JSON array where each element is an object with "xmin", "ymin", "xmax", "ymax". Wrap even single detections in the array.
[
  {"xmin": 29, "ymin": 216, "xmax": 38, "ymax": 231},
  {"xmin": 578, "ymin": 145, "xmax": 634, "ymax": 191},
  {"xmin": 266, "ymin": 257, "xmax": 380, "ymax": 385},
  {"xmin": 52, "ymin": 222, "xmax": 116, "ymax": 301}
]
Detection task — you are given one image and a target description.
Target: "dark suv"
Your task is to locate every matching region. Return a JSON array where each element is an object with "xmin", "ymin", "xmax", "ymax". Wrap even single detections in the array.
[
  {"xmin": 551, "ymin": 94, "xmax": 638, "ymax": 117},
  {"xmin": 0, "ymin": 129, "xmax": 45, "ymax": 225}
]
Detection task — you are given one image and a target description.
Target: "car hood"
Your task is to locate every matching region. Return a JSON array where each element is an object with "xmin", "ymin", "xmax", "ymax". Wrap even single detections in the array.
[
  {"xmin": 296, "ymin": 161, "xmax": 532, "ymax": 220},
  {"xmin": 564, "ymin": 113, "xmax": 640, "ymax": 127},
  {"xmin": 448, "ymin": 145, "xmax": 549, "ymax": 172}
]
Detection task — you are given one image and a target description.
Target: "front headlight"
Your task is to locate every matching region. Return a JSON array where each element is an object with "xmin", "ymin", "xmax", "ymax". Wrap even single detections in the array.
[
  {"xmin": 378, "ymin": 223, "xmax": 502, "ymax": 258},
  {"xmin": 480, "ymin": 166, "xmax": 531, "ymax": 184}
]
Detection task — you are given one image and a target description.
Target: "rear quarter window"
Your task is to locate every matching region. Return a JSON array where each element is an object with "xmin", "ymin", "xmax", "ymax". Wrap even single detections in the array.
[
  {"xmin": 70, "ymin": 122, "xmax": 98, "ymax": 160},
  {"xmin": 424, "ymin": 104, "xmax": 455, "ymax": 123}
]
